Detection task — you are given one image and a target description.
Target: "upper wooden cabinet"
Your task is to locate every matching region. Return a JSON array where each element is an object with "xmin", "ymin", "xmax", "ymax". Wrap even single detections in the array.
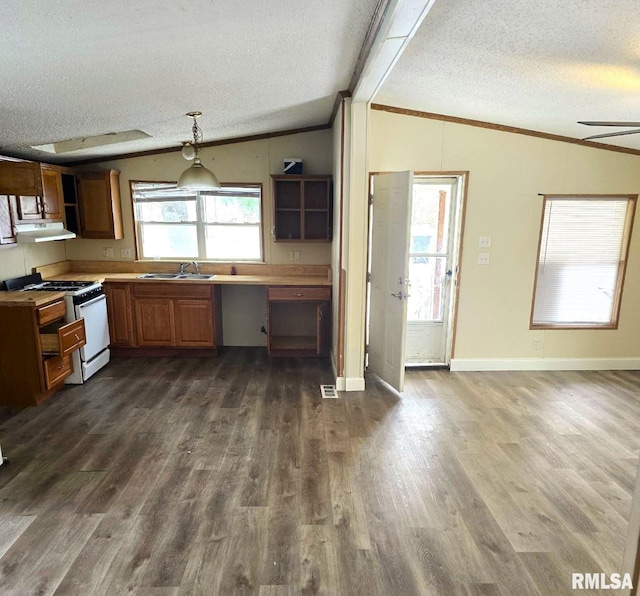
[
  {"xmin": 77, "ymin": 169, "xmax": 123, "ymax": 239},
  {"xmin": 40, "ymin": 165, "xmax": 65, "ymax": 220},
  {"xmin": 0, "ymin": 195, "xmax": 17, "ymax": 245},
  {"xmin": 0, "ymin": 160, "xmax": 42, "ymax": 196},
  {"xmin": 272, "ymin": 175, "xmax": 332, "ymax": 242}
]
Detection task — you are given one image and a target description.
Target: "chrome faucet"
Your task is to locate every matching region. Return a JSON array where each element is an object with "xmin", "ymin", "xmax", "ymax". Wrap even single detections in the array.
[{"xmin": 179, "ymin": 261, "xmax": 200, "ymax": 274}]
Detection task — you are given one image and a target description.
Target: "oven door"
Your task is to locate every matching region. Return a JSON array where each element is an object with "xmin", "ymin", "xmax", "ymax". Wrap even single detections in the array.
[{"xmin": 75, "ymin": 294, "xmax": 110, "ymax": 362}]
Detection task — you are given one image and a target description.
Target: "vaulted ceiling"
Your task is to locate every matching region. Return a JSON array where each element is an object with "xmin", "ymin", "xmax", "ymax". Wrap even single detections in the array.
[
  {"xmin": 3, "ymin": 0, "xmax": 640, "ymax": 164},
  {"xmin": 375, "ymin": 0, "xmax": 640, "ymax": 151},
  {"xmin": 0, "ymin": 0, "xmax": 380, "ymax": 163}
]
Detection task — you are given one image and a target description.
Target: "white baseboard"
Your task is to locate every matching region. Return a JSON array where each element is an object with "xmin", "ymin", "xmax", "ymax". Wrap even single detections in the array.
[
  {"xmin": 335, "ymin": 376, "xmax": 366, "ymax": 391},
  {"xmin": 450, "ymin": 357, "xmax": 640, "ymax": 372}
]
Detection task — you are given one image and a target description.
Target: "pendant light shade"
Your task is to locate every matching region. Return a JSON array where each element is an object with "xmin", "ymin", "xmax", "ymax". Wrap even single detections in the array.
[
  {"xmin": 177, "ymin": 112, "xmax": 220, "ymax": 190},
  {"xmin": 177, "ymin": 158, "xmax": 221, "ymax": 189}
]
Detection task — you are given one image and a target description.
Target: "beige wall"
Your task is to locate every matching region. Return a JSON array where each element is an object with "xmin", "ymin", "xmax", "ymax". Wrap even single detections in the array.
[
  {"xmin": 369, "ymin": 109, "xmax": 640, "ymax": 363},
  {"xmin": 65, "ymin": 129, "xmax": 333, "ymax": 266},
  {"xmin": 0, "ymin": 242, "xmax": 67, "ymax": 283}
]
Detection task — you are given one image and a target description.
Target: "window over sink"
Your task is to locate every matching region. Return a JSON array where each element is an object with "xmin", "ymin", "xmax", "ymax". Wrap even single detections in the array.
[{"xmin": 131, "ymin": 181, "xmax": 263, "ymax": 261}]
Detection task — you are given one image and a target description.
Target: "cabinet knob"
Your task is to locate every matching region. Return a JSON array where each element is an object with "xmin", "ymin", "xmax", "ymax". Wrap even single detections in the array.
[{"xmin": 74, "ymin": 333, "xmax": 80, "ymax": 341}]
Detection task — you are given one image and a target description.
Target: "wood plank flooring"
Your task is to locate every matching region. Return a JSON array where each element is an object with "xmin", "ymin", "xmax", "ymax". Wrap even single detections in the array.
[{"xmin": 0, "ymin": 349, "xmax": 638, "ymax": 595}]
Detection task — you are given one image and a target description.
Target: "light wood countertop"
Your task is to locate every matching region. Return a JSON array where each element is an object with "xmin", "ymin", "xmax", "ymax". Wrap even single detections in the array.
[
  {"xmin": 43, "ymin": 272, "xmax": 332, "ymax": 287},
  {"xmin": 0, "ymin": 291, "xmax": 66, "ymax": 307}
]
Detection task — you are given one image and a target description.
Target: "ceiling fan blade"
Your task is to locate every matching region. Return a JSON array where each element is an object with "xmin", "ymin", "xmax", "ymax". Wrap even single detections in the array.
[
  {"xmin": 578, "ymin": 121, "xmax": 640, "ymax": 127},
  {"xmin": 583, "ymin": 128, "xmax": 640, "ymax": 140}
]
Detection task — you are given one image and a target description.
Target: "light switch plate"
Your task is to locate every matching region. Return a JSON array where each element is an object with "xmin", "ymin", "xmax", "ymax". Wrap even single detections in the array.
[
  {"xmin": 478, "ymin": 253, "xmax": 490, "ymax": 265},
  {"xmin": 102, "ymin": 247, "xmax": 114, "ymax": 258},
  {"xmin": 479, "ymin": 236, "xmax": 492, "ymax": 248},
  {"xmin": 121, "ymin": 248, "xmax": 132, "ymax": 258}
]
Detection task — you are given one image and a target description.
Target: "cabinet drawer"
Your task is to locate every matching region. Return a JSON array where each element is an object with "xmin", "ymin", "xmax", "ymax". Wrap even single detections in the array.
[
  {"xmin": 43, "ymin": 354, "xmax": 72, "ymax": 389},
  {"xmin": 268, "ymin": 286, "xmax": 331, "ymax": 301},
  {"xmin": 41, "ymin": 319, "xmax": 86, "ymax": 356},
  {"xmin": 36, "ymin": 299, "xmax": 66, "ymax": 325},
  {"xmin": 133, "ymin": 282, "xmax": 212, "ymax": 299}
]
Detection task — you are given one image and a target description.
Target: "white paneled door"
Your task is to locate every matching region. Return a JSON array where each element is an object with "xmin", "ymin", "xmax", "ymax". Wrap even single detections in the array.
[{"xmin": 368, "ymin": 171, "xmax": 413, "ymax": 392}]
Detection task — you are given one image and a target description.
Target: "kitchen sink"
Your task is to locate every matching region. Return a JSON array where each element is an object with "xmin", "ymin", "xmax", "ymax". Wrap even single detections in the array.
[
  {"xmin": 138, "ymin": 273, "xmax": 215, "ymax": 280},
  {"xmin": 138, "ymin": 273, "xmax": 183, "ymax": 279}
]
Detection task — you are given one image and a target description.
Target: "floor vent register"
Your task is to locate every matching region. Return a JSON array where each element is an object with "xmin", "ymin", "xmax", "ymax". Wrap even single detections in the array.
[{"xmin": 320, "ymin": 385, "xmax": 338, "ymax": 399}]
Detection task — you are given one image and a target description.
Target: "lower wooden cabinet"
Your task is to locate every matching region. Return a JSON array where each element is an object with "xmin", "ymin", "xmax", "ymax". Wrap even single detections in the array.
[
  {"xmin": 0, "ymin": 297, "xmax": 85, "ymax": 408},
  {"xmin": 175, "ymin": 299, "xmax": 214, "ymax": 347},
  {"xmin": 103, "ymin": 281, "xmax": 331, "ymax": 358},
  {"xmin": 104, "ymin": 283, "xmax": 135, "ymax": 347},
  {"xmin": 104, "ymin": 282, "xmax": 220, "ymax": 353},
  {"xmin": 135, "ymin": 298, "xmax": 176, "ymax": 346},
  {"xmin": 267, "ymin": 286, "xmax": 331, "ymax": 357}
]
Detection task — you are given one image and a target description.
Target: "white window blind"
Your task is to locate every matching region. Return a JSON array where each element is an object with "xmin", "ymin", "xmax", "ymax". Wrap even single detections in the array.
[{"xmin": 532, "ymin": 196, "xmax": 635, "ymax": 328}]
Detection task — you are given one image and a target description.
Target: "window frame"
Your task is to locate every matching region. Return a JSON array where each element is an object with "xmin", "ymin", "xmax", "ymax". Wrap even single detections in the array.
[
  {"xmin": 529, "ymin": 193, "xmax": 637, "ymax": 330},
  {"xmin": 130, "ymin": 180, "xmax": 265, "ymax": 263}
]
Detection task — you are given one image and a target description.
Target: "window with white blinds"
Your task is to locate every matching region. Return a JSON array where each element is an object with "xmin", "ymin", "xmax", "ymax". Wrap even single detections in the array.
[
  {"xmin": 531, "ymin": 195, "xmax": 636, "ymax": 328},
  {"xmin": 131, "ymin": 181, "xmax": 263, "ymax": 261}
]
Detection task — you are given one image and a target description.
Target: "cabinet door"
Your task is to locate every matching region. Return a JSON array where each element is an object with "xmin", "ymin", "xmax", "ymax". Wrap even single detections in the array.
[
  {"xmin": 134, "ymin": 298, "xmax": 175, "ymax": 346},
  {"xmin": 17, "ymin": 195, "xmax": 44, "ymax": 220},
  {"xmin": 40, "ymin": 167, "xmax": 64, "ymax": 220},
  {"xmin": 317, "ymin": 301, "xmax": 330, "ymax": 356},
  {"xmin": 0, "ymin": 195, "xmax": 16, "ymax": 245},
  {"xmin": 105, "ymin": 283, "xmax": 135, "ymax": 347},
  {"xmin": 77, "ymin": 170, "xmax": 123, "ymax": 239},
  {"xmin": 175, "ymin": 299, "xmax": 214, "ymax": 347},
  {"xmin": 0, "ymin": 161, "xmax": 42, "ymax": 195}
]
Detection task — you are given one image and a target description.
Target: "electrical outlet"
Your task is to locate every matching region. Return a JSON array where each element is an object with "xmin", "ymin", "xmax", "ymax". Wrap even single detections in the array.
[
  {"xmin": 290, "ymin": 250, "xmax": 300, "ymax": 261},
  {"xmin": 102, "ymin": 247, "xmax": 114, "ymax": 258},
  {"xmin": 532, "ymin": 338, "xmax": 543, "ymax": 350},
  {"xmin": 120, "ymin": 248, "xmax": 132, "ymax": 258},
  {"xmin": 478, "ymin": 252, "xmax": 490, "ymax": 265},
  {"xmin": 479, "ymin": 236, "xmax": 492, "ymax": 248}
]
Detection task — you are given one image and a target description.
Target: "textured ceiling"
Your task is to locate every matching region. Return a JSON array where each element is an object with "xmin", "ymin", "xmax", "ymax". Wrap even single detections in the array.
[
  {"xmin": 0, "ymin": 0, "xmax": 379, "ymax": 163},
  {"xmin": 375, "ymin": 0, "xmax": 640, "ymax": 151}
]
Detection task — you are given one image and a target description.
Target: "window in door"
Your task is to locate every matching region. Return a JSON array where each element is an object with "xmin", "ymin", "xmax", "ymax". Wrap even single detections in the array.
[
  {"xmin": 407, "ymin": 181, "xmax": 453, "ymax": 323},
  {"xmin": 531, "ymin": 195, "xmax": 636, "ymax": 328}
]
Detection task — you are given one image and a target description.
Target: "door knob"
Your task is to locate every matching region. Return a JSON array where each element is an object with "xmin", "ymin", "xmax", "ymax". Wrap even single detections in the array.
[{"xmin": 390, "ymin": 291, "xmax": 409, "ymax": 300}]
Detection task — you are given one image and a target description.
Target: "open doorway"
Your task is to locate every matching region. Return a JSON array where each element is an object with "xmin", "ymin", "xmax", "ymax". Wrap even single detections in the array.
[
  {"xmin": 366, "ymin": 172, "xmax": 465, "ymax": 384},
  {"xmin": 405, "ymin": 176, "xmax": 463, "ymax": 366}
]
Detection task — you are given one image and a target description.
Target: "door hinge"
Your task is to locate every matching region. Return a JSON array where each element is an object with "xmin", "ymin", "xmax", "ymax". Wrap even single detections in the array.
[
  {"xmin": 366, "ymin": 272, "xmax": 371, "ymax": 283},
  {"xmin": 365, "ymin": 344, "xmax": 369, "ymax": 354},
  {"xmin": 368, "ymin": 194, "xmax": 373, "ymax": 205}
]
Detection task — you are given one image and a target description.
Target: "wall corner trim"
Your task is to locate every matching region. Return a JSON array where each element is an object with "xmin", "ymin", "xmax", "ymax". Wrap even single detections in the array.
[
  {"xmin": 336, "ymin": 377, "xmax": 366, "ymax": 391},
  {"xmin": 450, "ymin": 357, "xmax": 640, "ymax": 372}
]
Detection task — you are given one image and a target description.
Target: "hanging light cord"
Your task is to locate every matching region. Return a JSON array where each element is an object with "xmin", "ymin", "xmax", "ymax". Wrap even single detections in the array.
[{"xmin": 191, "ymin": 115, "xmax": 203, "ymax": 157}]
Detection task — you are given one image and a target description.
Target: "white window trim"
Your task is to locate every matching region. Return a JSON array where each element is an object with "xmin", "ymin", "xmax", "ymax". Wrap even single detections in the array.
[
  {"xmin": 530, "ymin": 194, "xmax": 637, "ymax": 330},
  {"xmin": 131, "ymin": 180, "xmax": 264, "ymax": 262}
]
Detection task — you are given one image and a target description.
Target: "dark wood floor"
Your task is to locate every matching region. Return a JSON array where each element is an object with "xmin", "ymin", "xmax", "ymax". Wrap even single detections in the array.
[{"xmin": 0, "ymin": 349, "xmax": 638, "ymax": 595}]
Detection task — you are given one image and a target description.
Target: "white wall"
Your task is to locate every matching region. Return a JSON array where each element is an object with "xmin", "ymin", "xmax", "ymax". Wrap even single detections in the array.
[
  {"xmin": 0, "ymin": 242, "xmax": 67, "ymax": 282},
  {"xmin": 368, "ymin": 109, "xmax": 640, "ymax": 367}
]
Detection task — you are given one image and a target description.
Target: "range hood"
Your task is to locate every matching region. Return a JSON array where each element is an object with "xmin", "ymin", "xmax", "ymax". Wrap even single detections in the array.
[{"xmin": 15, "ymin": 222, "xmax": 76, "ymax": 243}]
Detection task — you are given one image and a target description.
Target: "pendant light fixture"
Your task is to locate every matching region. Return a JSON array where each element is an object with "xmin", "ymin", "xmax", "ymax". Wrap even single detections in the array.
[{"xmin": 177, "ymin": 111, "xmax": 221, "ymax": 189}]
